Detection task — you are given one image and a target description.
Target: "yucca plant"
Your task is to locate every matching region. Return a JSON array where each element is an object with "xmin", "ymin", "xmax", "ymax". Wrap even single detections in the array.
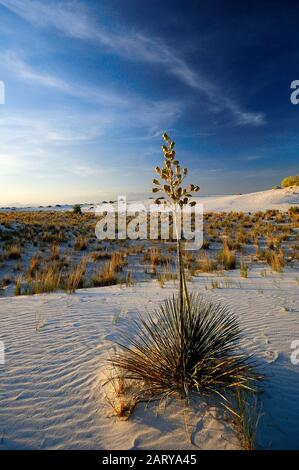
[
  {"xmin": 112, "ymin": 293, "xmax": 257, "ymax": 401},
  {"xmin": 110, "ymin": 133, "xmax": 259, "ymax": 425}
]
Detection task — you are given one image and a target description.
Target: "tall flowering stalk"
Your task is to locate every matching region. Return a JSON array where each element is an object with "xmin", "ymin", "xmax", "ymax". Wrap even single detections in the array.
[
  {"xmin": 152, "ymin": 133, "xmax": 200, "ymax": 319},
  {"xmin": 111, "ymin": 133, "xmax": 259, "ymax": 405}
]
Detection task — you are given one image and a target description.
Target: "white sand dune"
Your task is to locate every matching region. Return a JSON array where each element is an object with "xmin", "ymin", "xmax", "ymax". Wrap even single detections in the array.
[
  {"xmin": 0, "ymin": 268, "xmax": 298, "ymax": 450},
  {"xmin": 197, "ymin": 187, "xmax": 299, "ymax": 213},
  {"xmin": 142, "ymin": 187, "xmax": 298, "ymax": 213},
  {"xmin": 1, "ymin": 187, "xmax": 298, "ymax": 213}
]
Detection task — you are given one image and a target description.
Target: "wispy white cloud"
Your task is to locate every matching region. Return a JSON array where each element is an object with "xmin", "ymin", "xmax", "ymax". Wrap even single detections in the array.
[
  {"xmin": 0, "ymin": 0, "xmax": 265, "ymax": 126},
  {"xmin": 0, "ymin": 50, "xmax": 129, "ymax": 107},
  {"xmin": 0, "ymin": 98, "xmax": 180, "ymax": 178},
  {"xmin": 1, "ymin": 50, "xmax": 181, "ymax": 133}
]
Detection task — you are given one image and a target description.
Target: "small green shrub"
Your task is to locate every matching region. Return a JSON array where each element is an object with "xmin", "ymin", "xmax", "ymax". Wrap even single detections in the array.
[
  {"xmin": 73, "ymin": 204, "xmax": 82, "ymax": 214},
  {"xmin": 281, "ymin": 175, "xmax": 299, "ymax": 188}
]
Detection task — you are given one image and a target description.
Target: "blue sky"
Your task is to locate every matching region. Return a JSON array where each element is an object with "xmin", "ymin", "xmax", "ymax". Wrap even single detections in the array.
[{"xmin": 0, "ymin": 0, "xmax": 298, "ymax": 205}]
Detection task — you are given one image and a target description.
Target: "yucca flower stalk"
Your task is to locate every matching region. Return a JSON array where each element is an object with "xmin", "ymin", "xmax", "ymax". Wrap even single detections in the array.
[
  {"xmin": 109, "ymin": 133, "xmax": 260, "ymax": 419},
  {"xmin": 152, "ymin": 133, "xmax": 199, "ymax": 319}
]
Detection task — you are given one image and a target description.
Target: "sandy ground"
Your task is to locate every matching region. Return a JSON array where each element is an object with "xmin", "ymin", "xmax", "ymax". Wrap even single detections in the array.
[{"xmin": 0, "ymin": 266, "xmax": 298, "ymax": 450}]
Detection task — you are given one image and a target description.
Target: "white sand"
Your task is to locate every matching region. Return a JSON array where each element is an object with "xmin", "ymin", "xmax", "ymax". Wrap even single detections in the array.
[
  {"xmin": 113, "ymin": 187, "xmax": 299, "ymax": 213},
  {"xmin": 0, "ymin": 267, "xmax": 298, "ymax": 450},
  {"xmin": 196, "ymin": 187, "xmax": 299, "ymax": 213}
]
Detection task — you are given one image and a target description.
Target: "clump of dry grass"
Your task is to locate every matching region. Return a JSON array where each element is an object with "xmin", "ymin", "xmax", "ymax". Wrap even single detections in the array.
[
  {"xmin": 266, "ymin": 249, "xmax": 285, "ymax": 272},
  {"xmin": 90, "ymin": 251, "xmax": 111, "ymax": 262},
  {"xmin": 27, "ymin": 264, "xmax": 62, "ymax": 294},
  {"xmin": 124, "ymin": 270, "xmax": 134, "ymax": 287},
  {"xmin": 51, "ymin": 244, "xmax": 60, "ymax": 260},
  {"xmin": 74, "ymin": 236, "xmax": 88, "ymax": 251},
  {"xmin": 143, "ymin": 247, "xmax": 171, "ymax": 268},
  {"xmin": 110, "ymin": 252, "xmax": 126, "ymax": 272},
  {"xmin": 92, "ymin": 261, "xmax": 118, "ymax": 287},
  {"xmin": 27, "ymin": 255, "xmax": 40, "ymax": 280},
  {"xmin": 157, "ymin": 271, "xmax": 177, "ymax": 288},
  {"xmin": 232, "ymin": 389, "xmax": 261, "ymax": 450},
  {"xmin": 6, "ymin": 245, "xmax": 21, "ymax": 260},
  {"xmin": 198, "ymin": 252, "xmax": 217, "ymax": 272},
  {"xmin": 103, "ymin": 368, "xmax": 139, "ymax": 420},
  {"xmin": 217, "ymin": 241, "xmax": 237, "ymax": 270},
  {"xmin": 66, "ymin": 257, "xmax": 87, "ymax": 293},
  {"xmin": 15, "ymin": 275, "xmax": 22, "ymax": 295},
  {"xmin": 240, "ymin": 262, "xmax": 249, "ymax": 278}
]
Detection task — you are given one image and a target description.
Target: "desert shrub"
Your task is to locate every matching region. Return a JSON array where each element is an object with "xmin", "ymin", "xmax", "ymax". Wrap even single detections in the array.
[
  {"xmin": 73, "ymin": 204, "xmax": 82, "ymax": 214},
  {"xmin": 288, "ymin": 206, "xmax": 299, "ymax": 215},
  {"xmin": 281, "ymin": 175, "xmax": 299, "ymax": 188}
]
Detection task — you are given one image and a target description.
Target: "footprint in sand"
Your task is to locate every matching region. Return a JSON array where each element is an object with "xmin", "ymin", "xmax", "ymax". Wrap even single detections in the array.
[{"xmin": 262, "ymin": 349, "xmax": 279, "ymax": 363}]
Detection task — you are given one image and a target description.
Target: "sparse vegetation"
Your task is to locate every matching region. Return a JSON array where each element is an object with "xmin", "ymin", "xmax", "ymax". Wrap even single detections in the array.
[{"xmin": 0, "ymin": 191, "xmax": 297, "ymax": 296}]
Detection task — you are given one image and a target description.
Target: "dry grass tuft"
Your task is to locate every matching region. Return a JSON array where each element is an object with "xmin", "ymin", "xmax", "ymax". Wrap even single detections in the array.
[
  {"xmin": 104, "ymin": 369, "xmax": 139, "ymax": 420},
  {"xmin": 66, "ymin": 257, "xmax": 87, "ymax": 293},
  {"xmin": 6, "ymin": 245, "xmax": 21, "ymax": 260},
  {"xmin": 74, "ymin": 236, "xmax": 88, "ymax": 251},
  {"xmin": 198, "ymin": 252, "xmax": 217, "ymax": 272},
  {"xmin": 92, "ymin": 261, "xmax": 118, "ymax": 287},
  {"xmin": 217, "ymin": 241, "xmax": 237, "ymax": 270}
]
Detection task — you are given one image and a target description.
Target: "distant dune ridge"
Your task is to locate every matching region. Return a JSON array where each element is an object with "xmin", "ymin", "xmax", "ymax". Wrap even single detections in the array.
[
  {"xmin": 1, "ymin": 187, "xmax": 298, "ymax": 213},
  {"xmin": 117, "ymin": 186, "xmax": 298, "ymax": 213}
]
